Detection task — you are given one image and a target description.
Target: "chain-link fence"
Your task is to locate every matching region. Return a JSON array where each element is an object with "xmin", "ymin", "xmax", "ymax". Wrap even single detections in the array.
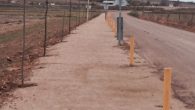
[
  {"xmin": 142, "ymin": 11, "xmax": 195, "ymax": 26},
  {"xmin": 0, "ymin": 0, "xmax": 102, "ymax": 93}
]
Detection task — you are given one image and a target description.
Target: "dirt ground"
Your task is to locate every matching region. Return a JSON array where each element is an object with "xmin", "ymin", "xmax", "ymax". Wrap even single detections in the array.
[
  {"xmin": 0, "ymin": 17, "xmax": 64, "ymax": 108},
  {"xmin": 0, "ymin": 15, "xmax": 42, "ymax": 35},
  {"xmin": 0, "ymin": 14, "xmax": 188, "ymax": 110}
]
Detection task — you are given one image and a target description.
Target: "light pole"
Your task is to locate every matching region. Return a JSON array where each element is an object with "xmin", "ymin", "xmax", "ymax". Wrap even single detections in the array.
[
  {"xmin": 105, "ymin": 0, "xmax": 108, "ymax": 19},
  {"xmin": 119, "ymin": 0, "xmax": 122, "ymax": 17},
  {"xmin": 117, "ymin": 0, "xmax": 123, "ymax": 45},
  {"xmin": 87, "ymin": 0, "xmax": 90, "ymax": 21}
]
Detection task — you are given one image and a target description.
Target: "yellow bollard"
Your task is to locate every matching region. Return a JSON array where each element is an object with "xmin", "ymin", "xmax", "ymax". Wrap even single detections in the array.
[
  {"xmin": 106, "ymin": 13, "xmax": 116, "ymax": 35},
  {"xmin": 109, "ymin": 17, "xmax": 111, "ymax": 26},
  {"xmin": 108, "ymin": 16, "xmax": 110, "ymax": 26},
  {"xmin": 114, "ymin": 23, "xmax": 117, "ymax": 37},
  {"xmin": 109, "ymin": 20, "xmax": 110, "ymax": 25},
  {"xmin": 129, "ymin": 36, "xmax": 135, "ymax": 66},
  {"xmin": 110, "ymin": 20, "xmax": 112, "ymax": 28},
  {"xmin": 163, "ymin": 68, "xmax": 172, "ymax": 110},
  {"xmin": 110, "ymin": 19, "xmax": 112, "ymax": 27},
  {"xmin": 112, "ymin": 20, "xmax": 115, "ymax": 33},
  {"xmin": 112, "ymin": 20, "xmax": 114, "ymax": 32},
  {"xmin": 114, "ymin": 22, "xmax": 116, "ymax": 31}
]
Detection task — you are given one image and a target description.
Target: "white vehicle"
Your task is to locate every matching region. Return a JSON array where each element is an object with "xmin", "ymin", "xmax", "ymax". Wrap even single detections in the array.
[
  {"xmin": 102, "ymin": 0, "xmax": 129, "ymax": 7},
  {"xmin": 103, "ymin": 0, "xmax": 116, "ymax": 6}
]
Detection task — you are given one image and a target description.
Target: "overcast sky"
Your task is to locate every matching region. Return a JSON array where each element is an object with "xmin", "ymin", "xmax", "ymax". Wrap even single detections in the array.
[{"xmin": 179, "ymin": 0, "xmax": 195, "ymax": 2}]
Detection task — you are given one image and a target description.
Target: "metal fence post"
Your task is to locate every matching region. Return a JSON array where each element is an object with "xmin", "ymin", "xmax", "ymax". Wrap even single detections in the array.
[
  {"xmin": 68, "ymin": 0, "xmax": 72, "ymax": 34},
  {"xmin": 178, "ymin": 12, "xmax": 181, "ymax": 22},
  {"xmin": 44, "ymin": 0, "xmax": 48, "ymax": 56},
  {"xmin": 62, "ymin": 0, "xmax": 66, "ymax": 41},
  {"xmin": 191, "ymin": 13, "xmax": 194, "ymax": 25},
  {"xmin": 167, "ymin": 13, "xmax": 170, "ymax": 22},
  {"xmin": 87, "ymin": 0, "xmax": 90, "ymax": 21},
  {"xmin": 79, "ymin": 0, "xmax": 81, "ymax": 24},
  {"xmin": 21, "ymin": 0, "xmax": 26, "ymax": 86}
]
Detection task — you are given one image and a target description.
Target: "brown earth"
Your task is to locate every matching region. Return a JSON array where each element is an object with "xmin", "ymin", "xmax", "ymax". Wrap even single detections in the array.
[{"xmin": 0, "ymin": 15, "xmax": 42, "ymax": 35}]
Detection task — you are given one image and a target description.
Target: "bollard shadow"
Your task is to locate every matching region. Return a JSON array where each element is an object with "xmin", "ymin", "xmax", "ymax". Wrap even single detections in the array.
[
  {"xmin": 61, "ymin": 40, "xmax": 68, "ymax": 43},
  {"xmin": 119, "ymin": 64, "xmax": 140, "ymax": 68},
  {"xmin": 43, "ymin": 54, "xmax": 59, "ymax": 57},
  {"xmin": 18, "ymin": 83, "xmax": 38, "ymax": 88}
]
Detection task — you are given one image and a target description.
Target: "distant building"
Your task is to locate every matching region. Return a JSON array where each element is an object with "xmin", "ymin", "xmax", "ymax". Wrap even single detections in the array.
[
  {"xmin": 169, "ymin": 0, "xmax": 195, "ymax": 7},
  {"xmin": 131, "ymin": 0, "xmax": 161, "ymax": 6},
  {"xmin": 179, "ymin": 2, "xmax": 195, "ymax": 7}
]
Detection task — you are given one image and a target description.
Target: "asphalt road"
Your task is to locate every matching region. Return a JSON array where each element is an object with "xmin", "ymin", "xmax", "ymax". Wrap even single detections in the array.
[{"xmin": 114, "ymin": 12, "xmax": 195, "ymax": 108}]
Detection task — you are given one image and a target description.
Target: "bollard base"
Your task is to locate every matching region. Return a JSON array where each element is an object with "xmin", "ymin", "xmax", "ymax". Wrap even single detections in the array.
[{"xmin": 118, "ymin": 40, "xmax": 125, "ymax": 46}]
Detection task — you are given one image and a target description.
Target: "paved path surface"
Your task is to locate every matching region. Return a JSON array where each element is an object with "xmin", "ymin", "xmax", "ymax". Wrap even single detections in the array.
[
  {"xmin": 1, "ymin": 14, "xmax": 186, "ymax": 110},
  {"xmin": 113, "ymin": 12, "xmax": 195, "ymax": 108}
]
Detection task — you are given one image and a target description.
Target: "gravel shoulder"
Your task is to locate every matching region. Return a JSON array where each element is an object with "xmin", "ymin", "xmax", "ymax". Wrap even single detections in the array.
[{"xmin": 1, "ymin": 14, "xmax": 187, "ymax": 110}]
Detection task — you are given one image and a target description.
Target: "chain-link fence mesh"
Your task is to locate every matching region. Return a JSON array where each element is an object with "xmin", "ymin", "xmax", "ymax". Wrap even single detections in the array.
[
  {"xmin": 142, "ymin": 11, "xmax": 195, "ymax": 26},
  {"xmin": 0, "ymin": 0, "xmax": 102, "ymax": 95}
]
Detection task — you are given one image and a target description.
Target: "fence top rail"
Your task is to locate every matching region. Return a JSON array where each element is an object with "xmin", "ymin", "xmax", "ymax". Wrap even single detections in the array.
[{"xmin": 144, "ymin": 11, "xmax": 195, "ymax": 15}]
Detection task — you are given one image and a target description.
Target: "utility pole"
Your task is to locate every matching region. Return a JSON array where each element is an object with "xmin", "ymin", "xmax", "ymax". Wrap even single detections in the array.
[
  {"xmin": 105, "ymin": 0, "xmax": 108, "ymax": 19},
  {"xmin": 119, "ymin": 0, "xmax": 122, "ymax": 18},
  {"xmin": 21, "ymin": 0, "xmax": 26, "ymax": 86},
  {"xmin": 86, "ymin": 0, "xmax": 90, "ymax": 21}
]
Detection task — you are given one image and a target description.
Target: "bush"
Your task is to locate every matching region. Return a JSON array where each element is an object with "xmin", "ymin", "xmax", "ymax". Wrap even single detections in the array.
[{"xmin": 128, "ymin": 11, "xmax": 139, "ymax": 18}]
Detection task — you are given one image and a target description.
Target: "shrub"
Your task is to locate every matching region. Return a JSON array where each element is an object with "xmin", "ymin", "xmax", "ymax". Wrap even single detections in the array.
[{"xmin": 128, "ymin": 11, "xmax": 139, "ymax": 18}]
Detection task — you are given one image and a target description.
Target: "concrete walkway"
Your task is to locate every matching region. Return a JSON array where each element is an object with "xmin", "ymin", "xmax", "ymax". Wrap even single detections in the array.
[{"xmin": 1, "ymin": 14, "xmax": 187, "ymax": 110}]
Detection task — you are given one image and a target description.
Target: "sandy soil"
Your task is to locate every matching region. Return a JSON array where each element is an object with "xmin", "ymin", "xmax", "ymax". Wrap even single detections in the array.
[{"xmin": 1, "ymin": 14, "xmax": 187, "ymax": 110}]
